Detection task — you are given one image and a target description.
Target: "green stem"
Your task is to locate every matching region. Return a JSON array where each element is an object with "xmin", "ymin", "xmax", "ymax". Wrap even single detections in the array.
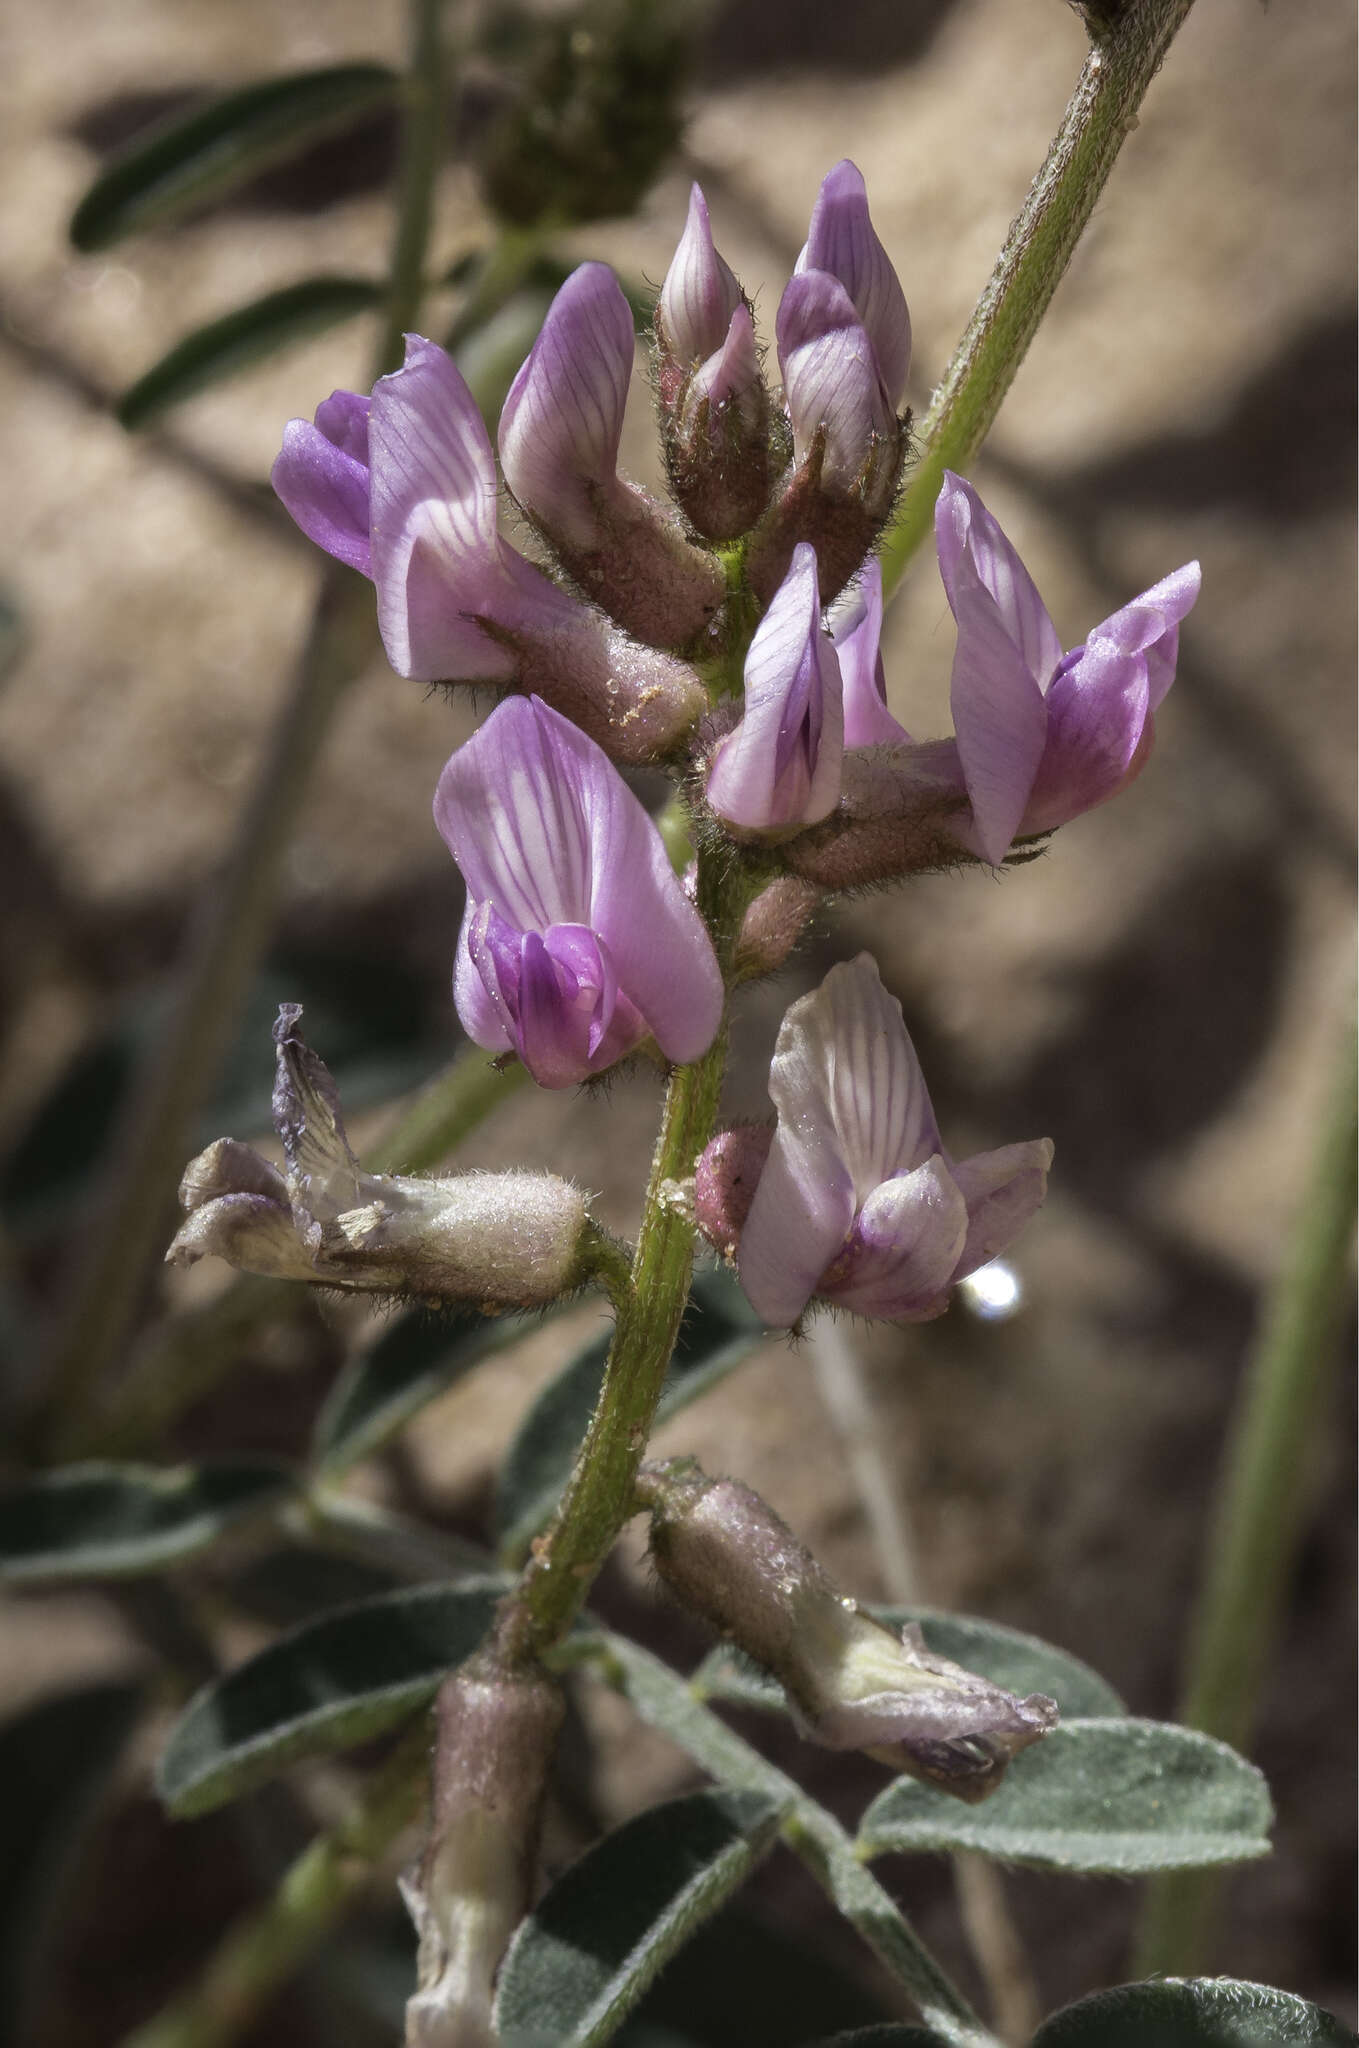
[
  {"xmin": 499, "ymin": 845, "xmax": 744, "ymax": 1661},
  {"xmin": 34, "ymin": 0, "xmax": 451, "ymax": 1454},
  {"xmin": 879, "ymin": 0, "xmax": 1198, "ymax": 596},
  {"xmin": 117, "ymin": 1721, "xmax": 430, "ymax": 2048},
  {"xmin": 1134, "ymin": 1013, "xmax": 1357, "ymax": 1977}
]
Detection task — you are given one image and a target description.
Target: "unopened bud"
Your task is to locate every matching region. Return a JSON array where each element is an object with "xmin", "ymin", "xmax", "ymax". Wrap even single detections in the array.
[
  {"xmin": 781, "ymin": 741, "xmax": 974, "ymax": 891},
  {"xmin": 644, "ymin": 1465, "xmax": 1056, "ymax": 1802},
  {"xmin": 168, "ymin": 1009, "xmax": 593, "ymax": 1309},
  {"xmin": 733, "ymin": 875, "xmax": 821, "ymax": 980},
  {"xmin": 404, "ymin": 1655, "xmax": 564, "ymax": 2048},
  {"xmin": 693, "ymin": 1125, "xmax": 773, "ymax": 1260}
]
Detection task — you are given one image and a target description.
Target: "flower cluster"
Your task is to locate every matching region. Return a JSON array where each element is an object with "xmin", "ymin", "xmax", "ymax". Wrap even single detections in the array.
[{"xmin": 256, "ymin": 158, "xmax": 1201, "ymax": 1332}]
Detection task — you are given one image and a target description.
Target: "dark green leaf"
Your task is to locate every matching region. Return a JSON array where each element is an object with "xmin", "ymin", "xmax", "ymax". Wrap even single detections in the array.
[
  {"xmin": 116, "ymin": 275, "xmax": 380, "ymax": 428},
  {"xmin": 1032, "ymin": 1977, "xmax": 1355, "ymax": 2047},
  {"xmin": 857, "ymin": 1719, "xmax": 1272, "ymax": 1875},
  {"xmin": 691, "ymin": 1606, "xmax": 1124, "ymax": 1722},
  {"xmin": 496, "ymin": 1269, "xmax": 764, "ymax": 1565},
  {"xmin": 0, "ymin": 1682, "xmax": 143, "ymax": 2035},
  {"xmin": 0, "ymin": 1459, "xmax": 293, "ymax": 1582},
  {"xmin": 158, "ymin": 1579, "xmax": 503, "ymax": 1816},
  {"xmin": 312, "ymin": 1304, "xmax": 531, "ymax": 1479},
  {"xmin": 495, "ymin": 1789, "xmax": 787, "ymax": 2048},
  {"xmin": 70, "ymin": 65, "xmax": 399, "ymax": 250},
  {"xmin": 799, "ymin": 2031, "xmax": 953, "ymax": 2048}
]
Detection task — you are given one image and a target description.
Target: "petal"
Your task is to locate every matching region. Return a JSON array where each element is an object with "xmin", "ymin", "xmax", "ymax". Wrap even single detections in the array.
[
  {"xmin": 367, "ymin": 335, "xmax": 517, "ymax": 680},
  {"xmin": 689, "ymin": 304, "xmax": 763, "ymax": 426},
  {"xmin": 935, "ymin": 473, "xmax": 1062, "ymax": 686},
  {"xmin": 796, "ymin": 160, "xmax": 910, "ymax": 409},
  {"xmin": 776, "ymin": 271, "xmax": 895, "ymax": 487},
  {"xmin": 314, "ymin": 388, "xmax": 371, "ymax": 462},
  {"xmin": 789, "ymin": 955, "xmax": 944, "ymax": 1197},
  {"xmin": 820, "ymin": 1156, "xmax": 968, "ymax": 1319},
  {"xmin": 456, "ymin": 899, "xmax": 518, "ymax": 1055},
  {"xmin": 950, "ymin": 1138, "xmax": 1053, "ymax": 1281},
  {"xmin": 436, "ymin": 698, "xmax": 722, "ymax": 1067},
  {"xmin": 498, "ymin": 262, "xmax": 636, "ymax": 544},
  {"xmin": 513, "ymin": 928, "xmax": 598, "ymax": 1088},
  {"xmin": 707, "ymin": 542, "xmax": 844, "ymax": 830},
  {"xmin": 272, "ymin": 411, "xmax": 372, "ymax": 577},
  {"xmin": 830, "ymin": 557, "xmax": 911, "ymax": 747},
  {"xmin": 659, "ymin": 184, "xmax": 743, "ymax": 365},
  {"xmin": 1087, "ymin": 560, "xmax": 1201, "ymax": 711},
  {"xmin": 1022, "ymin": 638, "xmax": 1150, "ymax": 832}
]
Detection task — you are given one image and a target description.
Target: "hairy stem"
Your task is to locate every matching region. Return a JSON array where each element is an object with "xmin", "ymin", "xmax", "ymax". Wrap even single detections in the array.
[
  {"xmin": 117, "ymin": 1722, "xmax": 430, "ymax": 2048},
  {"xmin": 35, "ymin": 0, "xmax": 452, "ymax": 1451},
  {"xmin": 1134, "ymin": 1011, "xmax": 1357, "ymax": 1977},
  {"xmin": 879, "ymin": 0, "xmax": 1198, "ymax": 594},
  {"xmin": 498, "ymin": 843, "xmax": 745, "ymax": 1662}
]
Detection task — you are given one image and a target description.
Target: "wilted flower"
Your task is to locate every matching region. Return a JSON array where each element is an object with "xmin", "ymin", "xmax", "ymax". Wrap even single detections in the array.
[
  {"xmin": 435, "ymin": 696, "xmax": 723, "ymax": 1089},
  {"xmin": 937, "ymin": 471, "xmax": 1202, "ymax": 864},
  {"xmin": 498, "ymin": 263, "xmax": 724, "ymax": 649},
  {"xmin": 272, "ymin": 337, "xmax": 705, "ymax": 762},
  {"xmin": 644, "ymin": 1463, "xmax": 1056, "ymax": 1802},
  {"xmin": 168, "ymin": 1008, "xmax": 591, "ymax": 1308},
  {"xmin": 706, "ymin": 543, "xmax": 844, "ymax": 833},
  {"xmin": 705, "ymin": 954, "xmax": 1051, "ymax": 1326}
]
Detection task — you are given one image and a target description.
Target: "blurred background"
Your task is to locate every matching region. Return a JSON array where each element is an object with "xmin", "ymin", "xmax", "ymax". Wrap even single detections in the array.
[{"xmin": 0, "ymin": 0, "xmax": 1354, "ymax": 2041}]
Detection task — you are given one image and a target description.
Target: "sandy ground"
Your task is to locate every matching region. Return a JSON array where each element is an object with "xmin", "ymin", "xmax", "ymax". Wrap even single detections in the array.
[{"xmin": 0, "ymin": 0, "xmax": 1354, "ymax": 2039}]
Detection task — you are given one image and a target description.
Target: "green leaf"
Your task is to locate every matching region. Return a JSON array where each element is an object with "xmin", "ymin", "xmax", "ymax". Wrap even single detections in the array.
[
  {"xmin": 312, "ymin": 1303, "xmax": 532, "ymax": 1480},
  {"xmin": 495, "ymin": 1789, "xmax": 787, "ymax": 2048},
  {"xmin": 0, "ymin": 1459, "xmax": 293, "ymax": 1582},
  {"xmin": 495, "ymin": 1269, "xmax": 763, "ymax": 1565},
  {"xmin": 857, "ymin": 1719, "xmax": 1273, "ymax": 1875},
  {"xmin": 116, "ymin": 276, "xmax": 380, "ymax": 428},
  {"xmin": 1032, "ymin": 1977, "xmax": 1355, "ymax": 2046},
  {"xmin": 691, "ymin": 1606, "xmax": 1124, "ymax": 1722},
  {"xmin": 0, "ymin": 1681, "xmax": 143, "ymax": 2033},
  {"xmin": 157, "ymin": 1579, "xmax": 503, "ymax": 1817},
  {"xmin": 70, "ymin": 65, "xmax": 399, "ymax": 250}
]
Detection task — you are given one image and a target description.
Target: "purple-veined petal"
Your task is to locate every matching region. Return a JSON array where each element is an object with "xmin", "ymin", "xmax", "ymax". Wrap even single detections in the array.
[
  {"xmin": 950, "ymin": 1139, "xmax": 1053, "ymax": 1282},
  {"xmin": 796, "ymin": 955, "xmax": 944, "ymax": 1196},
  {"xmin": 1021, "ymin": 638, "xmax": 1151, "ymax": 832},
  {"xmin": 498, "ymin": 262, "xmax": 636, "ymax": 546},
  {"xmin": 272, "ymin": 403, "xmax": 373, "ymax": 577},
  {"xmin": 367, "ymin": 335, "xmax": 521, "ymax": 680},
  {"xmin": 776, "ymin": 270, "xmax": 895, "ymax": 487},
  {"xmin": 456, "ymin": 900, "xmax": 519, "ymax": 1055},
  {"xmin": 819, "ymin": 1156, "xmax": 969, "ymax": 1320},
  {"xmin": 830, "ymin": 557, "xmax": 910, "ymax": 746},
  {"xmin": 688, "ymin": 304, "xmax": 763, "ymax": 427},
  {"xmin": 796, "ymin": 160, "xmax": 910, "ymax": 409},
  {"xmin": 659, "ymin": 184, "xmax": 743, "ymax": 365},
  {"xmin": 436, "ymin": 698, "xmax": 722, "ymax": 1072},
  {"xmin": 935, "ymin": 473, "xmax": 1063, "ymax": 688},
  {"xmin": 707, "ymin": 542, "xmax": 844, "ymax": 830},
  {"xmin": 1086, "ymin": 560, "xmax": 1201, "ymax": 711}
]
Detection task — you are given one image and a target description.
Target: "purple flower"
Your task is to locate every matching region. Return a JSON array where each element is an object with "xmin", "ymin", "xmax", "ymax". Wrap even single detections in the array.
[
  {"xmin": 434, "ymin": 696, "xmax": 723, "ymax": 1089},
  {"xmin": 828, "ymin": 556, "xmax": 911, "ymax": 748},
  {"xmin": 498, "ymin": 264, "xmax": 723, "ymax": 648},
  {"xmin": 776, "ymin": 269, "xmax": 898, "ymax": 494},
  {"xmin": 734, "ymin": 954, "xmax": 1051, "ymax": 1326},
  {"xmin": 707, "ymin": 543, "xmax": 845, "ymax": 833},
  {"xmin": 657, "ymin": 184, "xmax": 744, "ymax": 370},
  {"xmin": 937, "ymin": 472, "xmax": 1202, "ymax": 864},
  {"xmin": 795, "ymin": 159, "xmax": 910, "ymax": 411},
  {"xmin": 271, "ymin": 336, "xmax": 705, "ymax": 761}
]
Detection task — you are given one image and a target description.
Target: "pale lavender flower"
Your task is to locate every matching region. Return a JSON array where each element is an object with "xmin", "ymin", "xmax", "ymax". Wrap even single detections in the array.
[
  {"xmin": 435, "ymin": 696, "xmax": 723, "ymax": 1089},
  {"xmin": 795, "ymin": 159, "xmax": 910, "ymax": 411},
  {"xmin": 776, "ymin": 269, "xmax": 898, "ymax": 493},
  {"xmin": 657, "ymin": 184, "xmax": 744, "ymax": 370},
  {"xmin": 734, "ymin": 954, "xmax": 1051, "ymax": 1326},
  {"xmin": 271, "ymin": 336, "xmax": 706, "ymax": 761},
  {"xmin": 707, "ymin": 543, "xmax": 845, "ymax": 833},
  {"xmin": 937, "ymin": 472, "xmax": 1202, "ymax": 864},
  {"xmin": 498, "ymin": 264, "xmax": 723, "ymax": 648},
  {"xmin": 828, "ymin": 556, "xmax": 910, "ymax": 748}
]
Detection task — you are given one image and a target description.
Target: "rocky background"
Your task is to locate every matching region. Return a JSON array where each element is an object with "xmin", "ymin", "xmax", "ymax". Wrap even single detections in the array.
[{"xmin": 0, "ymin": 0, "xmax": 1354, "ymax": 2041}]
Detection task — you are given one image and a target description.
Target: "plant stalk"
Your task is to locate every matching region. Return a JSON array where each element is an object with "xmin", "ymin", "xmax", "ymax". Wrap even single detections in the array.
[
  {"xmin": 1135, "ymin": 1012, "xmax": 1357, "ymax": 1976},
  {"xmin": 35, "ymin": 0, "xmax": 451, "ymax": 1451},
  {"xmin": 879, "ymin": 0, "xmax": 1199, "ymax": 595}
]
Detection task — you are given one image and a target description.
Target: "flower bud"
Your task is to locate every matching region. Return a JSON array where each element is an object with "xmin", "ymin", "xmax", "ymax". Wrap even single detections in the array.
[
  {"xmin": 167, "ymin": 1008, "xmax": 593, "ymax": 1309},
  {"xmin": 732, "ymin": 874, "xmax": 821, "ymax": 981},
  {"xmin": 693, "ymin": 1124, "xmax": 773, "ymax": 1259},
  {"xmin": 404, "ymin": 1655, "xmax": 564, "ymax": 2048},
  {"xmin": 644, "ymin": 1465, "xmax": 1056, "ymax": 1802}
]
